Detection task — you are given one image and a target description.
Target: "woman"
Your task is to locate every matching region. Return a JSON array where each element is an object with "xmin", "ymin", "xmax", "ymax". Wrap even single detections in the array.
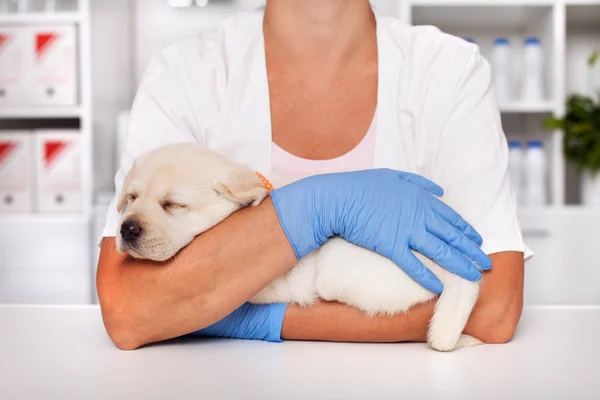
[{"xmin": 98, "ymin": 0, "xmax": 526, "ymax": 350}]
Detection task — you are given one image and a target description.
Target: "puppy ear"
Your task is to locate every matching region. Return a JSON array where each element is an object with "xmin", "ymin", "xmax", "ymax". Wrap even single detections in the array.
[
  {"xmin": 214, "ymin": 170, "xmax": 269, "ymax": 207},
  {"xmin": 117, "ymin": 163, "xmax": 136, "ymax": 213}
]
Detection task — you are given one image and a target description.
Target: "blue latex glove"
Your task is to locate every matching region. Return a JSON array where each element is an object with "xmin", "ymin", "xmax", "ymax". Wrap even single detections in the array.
[
  {"xmin": 191, "ymin": 302, "xmax": 287, "ymax": 342},
  {"xmin": 271, "ymin": 169, "xmax": 492, "ymax": 294}
]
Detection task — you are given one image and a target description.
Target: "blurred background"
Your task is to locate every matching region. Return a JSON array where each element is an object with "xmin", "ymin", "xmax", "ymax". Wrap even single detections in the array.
[{"xmin": 0, "ymin": 0, "xmax": 599, "ymax": 306}]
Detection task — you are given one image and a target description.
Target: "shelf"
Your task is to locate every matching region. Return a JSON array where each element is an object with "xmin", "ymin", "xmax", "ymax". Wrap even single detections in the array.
[
  {"xmin": 518, "ymin": 205, "xmax": 600, "ymax": 217},
  {"xmin": 412, "ymin": 4, "xmax": 553, "ymax": 31},
  {"xmin": 410, "ymin": 0, "xmax": 600, "ymax": 5},
  {"xmin": 0, "ymin": 12, "xmax": 82, "ymax": 25},
  {"xmin": 567, "ymin": 3, "xmax": 600, "ymax": 30},
  {"xmin": 499, "ymin": 101, "xmax": 556, "ymax": 113},
  {"xmin": 0, "ymin": 106, "xmax": 82, "ymax": 119},
  {"xmin": 566, "ymin": 0, "xmax": 600, "ymax": 5},
  {"xmin": 0, "ymin": 212, "xmax": 89, "ymax": 224},
  {"xmin": 410, "ymin": 0, "xmax": 556, "ymax": 6}
]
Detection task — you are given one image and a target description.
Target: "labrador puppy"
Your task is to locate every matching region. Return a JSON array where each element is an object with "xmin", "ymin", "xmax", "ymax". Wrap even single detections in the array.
[{"xmin": 117, "ymin": 144, "xmax": 482, "ymax": 351}]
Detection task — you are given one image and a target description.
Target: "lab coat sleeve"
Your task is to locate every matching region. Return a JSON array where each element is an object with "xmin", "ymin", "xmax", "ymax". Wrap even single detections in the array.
[
  {"xmin": 431, "ymin": 48, "xmax": 525, "ymax": 256},
  {"xmin": 102, "ymin": 49, "xmax": 204, "ymax": 237}
]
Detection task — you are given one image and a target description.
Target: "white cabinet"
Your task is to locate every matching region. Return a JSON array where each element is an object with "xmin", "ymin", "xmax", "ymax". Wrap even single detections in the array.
[
  {"xmin": 0, "ymin": 0, "xmax": 93, "ymax": 305},
  {"xmin": 520, "ymin": 208, "xmax": 600, "ymax": 305},
  {"xmin": 0, "ymin": 215, "xmax": 93, "ymax": 304}
]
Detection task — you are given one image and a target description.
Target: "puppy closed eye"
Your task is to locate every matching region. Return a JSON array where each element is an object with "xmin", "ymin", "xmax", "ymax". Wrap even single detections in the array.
[{"xmin": 161, "ymin": 201, "xmax": 187, "ymax": 213}]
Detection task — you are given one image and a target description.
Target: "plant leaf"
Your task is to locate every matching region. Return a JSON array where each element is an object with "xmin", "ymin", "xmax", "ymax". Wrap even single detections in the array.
[
  {"xmin": 543, "ymin": 117, "xmax": 564, "ymax": 130},
  {"xmin": 590, "ymin": 51, "xmax": 600, "ymax": 67},
  {"xmin": 560, "ymin": 91, "xmax": 600, "ymax": 173}
]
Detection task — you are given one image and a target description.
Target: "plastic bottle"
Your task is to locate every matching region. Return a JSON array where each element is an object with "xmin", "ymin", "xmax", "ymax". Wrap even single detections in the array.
[
  {"xmin": 521, "ymin": 37, "xmax": 545, "ymax": 102},
  {"xmin": 523, "ymin": 140, "xmax": 547, "ymax": 206},
  {"xmin": 508, "ymin": 140, "xmax": 523, "ymax": 204},
  {"xmin": 492, "ymin": 37, "xmax": 512, "ymax": 104}
]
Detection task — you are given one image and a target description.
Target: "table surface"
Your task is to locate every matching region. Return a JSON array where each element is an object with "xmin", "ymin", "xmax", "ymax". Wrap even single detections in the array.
[{"xmin": 1, "ymin": 305, "xmax": 599, "ymax": 400}]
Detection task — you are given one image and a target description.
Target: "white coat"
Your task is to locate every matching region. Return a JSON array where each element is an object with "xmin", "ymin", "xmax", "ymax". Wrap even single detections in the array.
[{"xmin": 103, "ymin": 7, "xmax": 529, "ymax": 259}]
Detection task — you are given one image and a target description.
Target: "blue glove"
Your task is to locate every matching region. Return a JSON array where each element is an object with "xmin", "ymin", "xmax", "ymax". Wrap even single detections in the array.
[
  {"xmin": 191, "ymin": 302, "xmax": 287, "ymax": 342},
  {"xmin": 271, "ymin": 169, "xmax": 491, "ymax": 294}
]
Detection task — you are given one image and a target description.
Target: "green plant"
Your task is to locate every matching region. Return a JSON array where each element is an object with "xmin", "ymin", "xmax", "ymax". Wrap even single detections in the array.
[
  {"xmin": 590, "ymin": 51, "xmax": 599, "ymax": 68},
  {"xmin": 544, "ymin": 52, "xmax": 600, "ymax": 176}
]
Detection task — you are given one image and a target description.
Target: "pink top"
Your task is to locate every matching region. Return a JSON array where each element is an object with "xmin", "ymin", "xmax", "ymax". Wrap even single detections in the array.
[{"xmin": 272, "ymin": 113, "xmax": 377, "ymax": 180}]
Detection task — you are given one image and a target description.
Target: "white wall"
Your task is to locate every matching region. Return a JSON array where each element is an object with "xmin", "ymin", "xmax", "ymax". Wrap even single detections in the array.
[
  {"xmin": 90, "ymin": 0, "xmax": 133, "ymax": 192},
  {"xmin": 133, "ymin": 0, "xmax": 265, "ymax": 83},
  {"xmin": 92, "ymin": 0, "xmax": 262, "ymax": 192}
]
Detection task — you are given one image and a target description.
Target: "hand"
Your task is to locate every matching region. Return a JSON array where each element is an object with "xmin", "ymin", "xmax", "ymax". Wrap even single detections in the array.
[
  {"xmin": 191, "ymin": 303, "xmax": 287, "ymax": 342},
  {"xmin": 271, "ymin": 169, "xmax": 491, "ymax": 294}
]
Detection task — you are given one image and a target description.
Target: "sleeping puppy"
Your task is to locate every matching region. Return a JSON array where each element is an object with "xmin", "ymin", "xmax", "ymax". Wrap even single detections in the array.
[{"xmin": 117, "ymin": 143, "xmax": 482, "ymax": 351}]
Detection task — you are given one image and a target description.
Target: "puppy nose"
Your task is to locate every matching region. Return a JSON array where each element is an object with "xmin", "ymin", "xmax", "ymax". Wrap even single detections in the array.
[{"xmin": 121, "ymin": 220, "xmax": 142, "ymax": 242}]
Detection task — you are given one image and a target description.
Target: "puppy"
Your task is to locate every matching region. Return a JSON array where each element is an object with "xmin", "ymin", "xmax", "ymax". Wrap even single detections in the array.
[{"xmin": 117, "ymin": 144, "xmax": 482, "ymax": 351}]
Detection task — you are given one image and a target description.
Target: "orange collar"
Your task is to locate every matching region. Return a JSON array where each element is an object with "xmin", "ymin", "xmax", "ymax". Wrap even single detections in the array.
[{"xmin": 255, "ymin": 172, "xmax": 274, "ymax": 193}]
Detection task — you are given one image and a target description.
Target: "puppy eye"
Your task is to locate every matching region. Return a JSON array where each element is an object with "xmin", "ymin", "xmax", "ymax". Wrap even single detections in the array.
[
  {"xmin": 129, "ymin": 194, "xmax": 137, "ymax": 202},
  {"xmin": 162, "ymin": 201, "xmax": 186, "ymax": 212}
]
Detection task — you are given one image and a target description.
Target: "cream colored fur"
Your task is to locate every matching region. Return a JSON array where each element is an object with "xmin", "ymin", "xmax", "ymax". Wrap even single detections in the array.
[{"xmin": 117, "ymin": 144, "xmax": 482, "ymax": 351}]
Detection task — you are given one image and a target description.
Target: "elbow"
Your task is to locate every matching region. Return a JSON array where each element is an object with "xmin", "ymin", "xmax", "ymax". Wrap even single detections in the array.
[
  {"xmin": 97, "ymin": 267, "xmax": 144, "ymax": 351},
  {"xmin": 478, "ymin": 316, "xmax": 520, "ymax": 344},
  {"xmin": 101, "ymin": 306, "xmax": 144, "ymax": 351},
  {"xmin": 470, "ymin": 294, "xmax": 524, "ymax": 345},
  {"xmin": 99, "ymin": 289, "xmax": 145, "ymax": 351}
]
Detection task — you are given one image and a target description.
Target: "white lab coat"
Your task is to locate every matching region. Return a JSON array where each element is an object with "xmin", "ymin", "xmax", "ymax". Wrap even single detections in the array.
[{"xmin": 104, "ymin": 7, "xmax": 528, "ymax": 257}]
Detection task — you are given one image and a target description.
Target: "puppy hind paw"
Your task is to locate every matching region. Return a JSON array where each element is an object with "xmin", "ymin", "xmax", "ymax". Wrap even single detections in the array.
[
  {"xmin": 455, "ymin": 334, "xmax": 483, "ymax": 349},
  {"xmin": 428, "ymin": 333, "xmax": 483, "ymax": 352}
]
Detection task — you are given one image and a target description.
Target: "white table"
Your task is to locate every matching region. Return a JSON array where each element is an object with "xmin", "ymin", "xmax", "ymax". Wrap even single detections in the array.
[{"xmin": 1, "ymin": 305, "xmax": 599, "ymax": 400}]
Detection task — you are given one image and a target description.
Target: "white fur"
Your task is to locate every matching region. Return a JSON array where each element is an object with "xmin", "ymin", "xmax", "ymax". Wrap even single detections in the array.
[{"xmin": 120, "ymin": 144, "xmax": 482, "ymax": 351}]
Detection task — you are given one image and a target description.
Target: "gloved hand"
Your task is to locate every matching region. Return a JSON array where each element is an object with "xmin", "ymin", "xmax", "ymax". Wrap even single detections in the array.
[
  {"xmin": 191, "ymin": 302, "xmax": 287, "ymax": 342},
  {"xmin": 271, "ymin": 169, "xmax": 491, "ymax": 294}
]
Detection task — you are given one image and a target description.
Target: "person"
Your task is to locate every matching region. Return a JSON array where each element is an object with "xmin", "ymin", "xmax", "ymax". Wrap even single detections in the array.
[{"xmin": 97, "ymin": 0, "xmax": 527, "ymax": 350}]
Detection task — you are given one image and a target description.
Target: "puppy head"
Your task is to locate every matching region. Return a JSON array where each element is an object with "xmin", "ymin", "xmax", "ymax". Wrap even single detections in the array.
[{"xmin": 116, "ymin": 144, "xmax": 269, "ymax": 261}]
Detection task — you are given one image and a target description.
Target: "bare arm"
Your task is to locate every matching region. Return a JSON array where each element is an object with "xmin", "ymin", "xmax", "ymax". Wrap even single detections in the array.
[
  {"xmin": 97, "ymin": 197, "xmax": 297, "ymax": 349},
  {"xmin": 282, "ymin": 251, "xmax": 524, "ymax": 344},
  {"xmin": 98, "ymin": 194, "xmax": 523, "ymax": 349}
]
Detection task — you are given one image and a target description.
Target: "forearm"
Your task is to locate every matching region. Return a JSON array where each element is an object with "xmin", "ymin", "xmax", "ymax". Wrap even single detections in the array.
[
  {"xmin": 282, "ymin": 252, "xmax": 524, "ymax": 344},
  {"xmin": 97, "ymin": 197, "xmax": 297, "ymax": 349},
  {"xmin": 282, "ymin": 300, "xmax": 432, "ymax": 343}
]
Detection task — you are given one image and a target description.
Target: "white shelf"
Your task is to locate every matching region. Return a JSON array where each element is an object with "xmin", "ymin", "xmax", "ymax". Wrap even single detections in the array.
[
  {"xmin": 566, "ymin": 0, "xmax": 600, "ymax": 5},
  {"xmin": 0, "ymin": 212, "xmax": 89, "ymax": 224},
  {"xmin": 410, "ymin": 0, "xmax": 599, "ymax": 5},
  {"xmin": 0, "ymin": 106, "xmax": 82, "ymax": 119},
  {"xmin": 499, "ymin": 101, "xmax": 556, "ymax": 113},
  {"xmin": 410, "ymin": 0, "xmax": 555, "ymax": 7},
  {"xmin": 0, "ymin": 12, "xmax": 82, "ymax": 25},
  {"xmin": 518, "ymin": 205, "xmax": 600, "ymax": 217},
  {"xmin": 411, "ymin": 4, "xmax": 553, "ymax": 31}
]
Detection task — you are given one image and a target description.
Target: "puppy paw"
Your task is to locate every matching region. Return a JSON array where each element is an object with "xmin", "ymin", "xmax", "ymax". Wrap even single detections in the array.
[
  {"xmin": 455, "ymin": 334, "xmax": 484, "ymax": 349},
  {"xmin": 428, "ymin": 334, "xmax": 458, "ymax": 352},
  {"xmin": 428, "ymin": 334, "xmax": 483, "ymax": 352}
]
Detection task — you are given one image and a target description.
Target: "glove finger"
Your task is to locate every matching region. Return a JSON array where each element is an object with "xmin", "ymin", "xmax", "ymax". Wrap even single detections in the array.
[
  {"xmin": 427, "ymin": 217, "xmax": 492, "ymax": 271},
  {"xmin": 428, "ymin": 198, "xmax": 483, "ymax": 245},
  {"xmin": 391, "ymin": 248, "xmax": 444, "ymax": 294},
  {"xmin": 397, "ymin": 172, "xmax": 444, "ymax": 197},
  {"xmin": 410, "ymin": 231, "xmax": 483, "ymax": 282}
]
